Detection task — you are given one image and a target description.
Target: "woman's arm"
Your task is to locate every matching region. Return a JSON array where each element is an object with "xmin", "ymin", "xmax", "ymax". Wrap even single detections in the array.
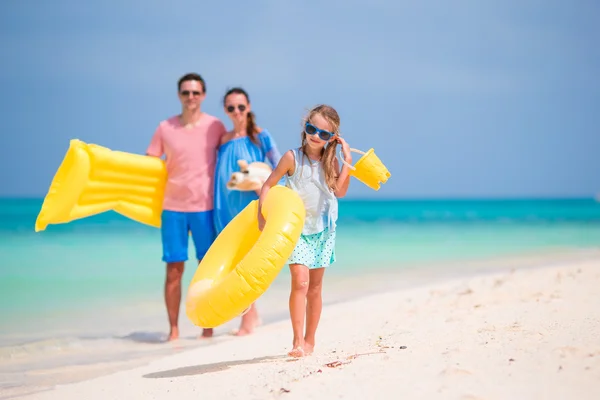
[
  {"xmin": 266, "ymin": 147, "xmax": 282, "ymax": 167},
  {"xmin": 259, "ymin": 130, "xmax": 282, "ymax": 167},
  {"xmin": 257, "ymin": 150, "xmax": 294, "ymax": 230}
]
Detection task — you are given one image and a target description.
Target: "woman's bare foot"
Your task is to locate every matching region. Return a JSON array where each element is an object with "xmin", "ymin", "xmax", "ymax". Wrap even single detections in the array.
[
  {"xmin": 231, "ymin": 318, "xmax": 263, "ymax": 336},
  {"xmin": 233, "ymin": 327, "xmax": 252, "ymax": 336},
  {"xmin": 233, "ymin": 307, "xmax": 262, "ymax": 336},
  {"xmin": 167, "ymin": 327, "xmax": 179, "ymax": 341},
  {"xmin": 288, "ymin": 346, "xmax": 305, "ymax": 358},
  {"xmin": 233, "ymin": 326, "xmax": 253, "ymax": 336}
]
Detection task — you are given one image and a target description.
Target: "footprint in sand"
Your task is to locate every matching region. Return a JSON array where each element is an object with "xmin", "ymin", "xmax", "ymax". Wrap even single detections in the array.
[
  {"xmin": 441, "ymin": 347, "xmax": 461, "ymax": 356},
  {"xmin": 439, "ymin": 367, "xmax": 473, "ymax": 377},
  {"xmin": 477, "ymin": 325, "xmax": 496, "ymax": 333},
  {"xmin": 505, "ymin": 322, "xmax": 522, "ymax": 332},
  {"xmin": 555, "ymin": 272, "xmax": 563, "ymax": 283},
  {"xmin": 429, "ymin": 289, "xmax": 446, "ymax": 298},
  {"xmin": 461, "ymin": 395, "xmax": 486, "ymax": 400},
  {"xmin": 554, "ymin": 346, "xmax": 581, "ymax": 358}
]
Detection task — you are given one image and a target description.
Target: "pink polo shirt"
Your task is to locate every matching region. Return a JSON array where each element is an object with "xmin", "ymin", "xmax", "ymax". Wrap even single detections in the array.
[{"xmin": 146, "ymin": 114, "xmax": 226, "ymax": 212}]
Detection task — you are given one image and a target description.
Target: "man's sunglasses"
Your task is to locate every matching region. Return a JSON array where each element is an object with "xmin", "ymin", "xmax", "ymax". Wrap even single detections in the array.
[
  {"xmin": 226, "ymin": 104, "xmax": 247, "ymax": 113},
  {"xmin": 305, "ymin": 122, "xmax": 334, "ymax": 141},
  {"xmin": 180, "ymin": 90, "xmax": 202, "ymax": 97}
]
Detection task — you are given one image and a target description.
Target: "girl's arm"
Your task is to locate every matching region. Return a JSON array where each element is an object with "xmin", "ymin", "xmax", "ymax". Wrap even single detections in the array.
[
  {"xmin": 257, "ymin": 150, "xmax": 295, "ymax": 230},
  {"xmin": 334, "ymin": 138, "xmax": 352, "ymax": 198},
  {"xmin": 334, "ymin": 157, "xmax": 351, "ymax": 198}
]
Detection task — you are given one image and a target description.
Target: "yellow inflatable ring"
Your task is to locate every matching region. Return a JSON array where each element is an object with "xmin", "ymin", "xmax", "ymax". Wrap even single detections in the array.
[
  {"xmin": 185, "ymin": 185, "xmax": 305, "ymax": 328},
  {"xmin": 35, "ymin": 139, "xmax": 167, "ymax": 232}
]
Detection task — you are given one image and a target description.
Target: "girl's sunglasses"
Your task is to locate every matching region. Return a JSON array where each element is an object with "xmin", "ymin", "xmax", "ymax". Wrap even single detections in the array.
[
  {"xmin": 305, "ymin": 122, "xmax": 334, "ymax": 141},
  {"xmin": 226, "ymin": 104, "xmax": 247, "ymax": 113}
]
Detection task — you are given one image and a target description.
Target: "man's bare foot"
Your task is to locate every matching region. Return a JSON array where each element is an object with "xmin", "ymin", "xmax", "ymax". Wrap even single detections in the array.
[
  {"xmin": 288, "ymin": 346, "xmax": 305, "ymax": 358},
  {"xmin": 200, "ymin": 328, "xmax": 213, "ymax": 339},
  {"xmin": 167, "ymin": 327, "xmax": 179, "ymax": 341}
]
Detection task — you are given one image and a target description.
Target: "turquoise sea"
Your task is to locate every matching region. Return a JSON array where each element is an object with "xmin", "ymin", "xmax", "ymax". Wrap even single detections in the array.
[{"xmin": 1, "ymin": 197, "xmax": 600, "ymax": 397}]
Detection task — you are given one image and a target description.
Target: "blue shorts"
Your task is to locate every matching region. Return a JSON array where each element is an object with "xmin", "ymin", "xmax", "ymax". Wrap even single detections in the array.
[{"xmin": 160, "ymin": 210, "xmax": 216, "ymax": 263}]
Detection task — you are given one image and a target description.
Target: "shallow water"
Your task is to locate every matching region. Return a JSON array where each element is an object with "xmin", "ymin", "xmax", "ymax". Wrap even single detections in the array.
[{"xmin": 1, "ymin": 198, "xmax": 600, "ymax": 397}]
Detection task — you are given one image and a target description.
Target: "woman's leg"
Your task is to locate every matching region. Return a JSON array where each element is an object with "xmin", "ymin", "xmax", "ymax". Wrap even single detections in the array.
[
  {"xmin": 304, "ymin": 267, "xmax": 325, "ymax": 354},
  {"xmin": 234, "ymin": 302, "xmax": 261, "ymax": 336},
  {"xmin": 289, "ymin": 263, "xmax": 310, "ymax": 357}
]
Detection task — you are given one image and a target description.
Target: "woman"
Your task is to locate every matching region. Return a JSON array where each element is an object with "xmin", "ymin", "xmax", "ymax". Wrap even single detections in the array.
[{"xmin": 213, "ymin": 87, "xmax": 282, "ymax": 336}]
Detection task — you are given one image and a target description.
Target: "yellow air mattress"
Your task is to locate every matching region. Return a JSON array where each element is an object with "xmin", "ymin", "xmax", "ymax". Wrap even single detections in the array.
[
  {"xmin": 185, "ymin": 185, "xmax": 305, "ymax": 328},
  {"xmin": 35, "ymin": 139, "xmax": 167, "ymax": 232}
]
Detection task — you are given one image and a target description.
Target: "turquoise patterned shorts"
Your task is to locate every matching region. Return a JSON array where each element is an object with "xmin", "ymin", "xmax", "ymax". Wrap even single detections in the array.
[{"xmin": 288, "ymin": 228, "xmax": 336, "ymax": 269}]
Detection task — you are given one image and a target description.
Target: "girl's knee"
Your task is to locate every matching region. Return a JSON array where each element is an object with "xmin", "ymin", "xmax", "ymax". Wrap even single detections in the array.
[
  {"xmin": 290, "ymin": 264, "xmax": 310, "ymax": 294},
  {"xmin": 291, "ymin": 278, "xmax": 310, "ymax": 295},
  {"xmin": 307, "ymin": 282, "xmax": 322, "ymax": 298}
]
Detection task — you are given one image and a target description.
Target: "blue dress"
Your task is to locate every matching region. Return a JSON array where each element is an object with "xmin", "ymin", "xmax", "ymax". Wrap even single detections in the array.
[{"xmin": 213, "ymin": 130, "xmax": 281, "ymax": 234}]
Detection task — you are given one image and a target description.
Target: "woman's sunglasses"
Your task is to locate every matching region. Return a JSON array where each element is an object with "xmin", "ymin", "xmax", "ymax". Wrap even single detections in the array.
[
  {"xmin": 305, "ymin": 122, "xmax": 334, "ymax": 141},
  {"xmin": 226, "ymin": 104, "xmax": 247, "ymax": 113}
]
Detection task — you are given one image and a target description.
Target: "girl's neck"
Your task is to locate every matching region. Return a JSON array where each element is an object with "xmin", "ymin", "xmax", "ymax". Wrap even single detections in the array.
[{"xmin": 303, "ymin": 146, "xmax": 322, "ymax": 161}]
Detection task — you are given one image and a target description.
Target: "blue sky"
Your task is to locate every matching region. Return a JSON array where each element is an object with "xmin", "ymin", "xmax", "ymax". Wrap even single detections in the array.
[{"xmin": 1, "ymin": 0, "xmax": 599, "ymax": 198}]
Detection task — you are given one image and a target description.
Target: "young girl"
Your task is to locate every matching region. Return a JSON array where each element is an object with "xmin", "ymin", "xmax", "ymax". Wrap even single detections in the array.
[{"xmin": 257, "ymin": 104, "xmax": 352, "ymax": 357}]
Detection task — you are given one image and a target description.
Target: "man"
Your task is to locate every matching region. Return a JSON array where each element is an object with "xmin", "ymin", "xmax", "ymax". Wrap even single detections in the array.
[{"xmin": 146, "ymin": 73, "xmax": 227, "ymax": 341}]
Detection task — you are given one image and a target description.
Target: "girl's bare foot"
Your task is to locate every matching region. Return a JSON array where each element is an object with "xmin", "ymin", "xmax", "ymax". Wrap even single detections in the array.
[
  {"xmin": 288, "ymin": 347, "xmax": 305, "ymax": 358},
  {"xmin": 288, "ymin": 336, "xmax": 305, "ymax": 357},
  {"xmin": 304, "ymin": 341, "xmax": 315, "ymax": 355}
]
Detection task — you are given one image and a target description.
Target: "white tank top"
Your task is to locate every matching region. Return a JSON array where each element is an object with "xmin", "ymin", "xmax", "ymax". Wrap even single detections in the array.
[{"xmin": 285, "ymin": 148, "xmax": 338, "ymax": 235}]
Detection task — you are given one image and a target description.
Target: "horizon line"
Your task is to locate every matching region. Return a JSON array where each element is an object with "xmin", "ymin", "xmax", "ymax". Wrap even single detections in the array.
[{"xmin": 0, "ymin": 195, "xmax": 598, "ymax": 202}]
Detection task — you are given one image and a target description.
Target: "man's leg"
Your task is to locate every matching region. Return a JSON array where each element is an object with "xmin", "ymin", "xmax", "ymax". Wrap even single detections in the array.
[
  {"xmin": 189, "ymin": 210, "xmax": 217, "ymax": 338},
  {"xmin": 161, "ymin": 210, "xmax": 189, "ymax": 341},
  {"xmin": 165, "ymin": 261, "xmax": 184, "ymax": 340}
]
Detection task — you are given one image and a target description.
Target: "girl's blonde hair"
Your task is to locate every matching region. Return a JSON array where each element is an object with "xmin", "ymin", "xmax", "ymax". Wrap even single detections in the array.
[{"xmin": 300, "ymin": 104, "xmax": 341, "ymax": 191}]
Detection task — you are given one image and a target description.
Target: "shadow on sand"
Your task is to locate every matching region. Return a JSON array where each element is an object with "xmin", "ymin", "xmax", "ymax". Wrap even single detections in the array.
[
  {"xmin": 143, "ymin": 355, "xmax": 292, "ymax": 378},
  {"xmin": 118, "ymin": 331, "xmax": 167, "ymax": 344},
  {"xmin": 117, "ymin": 330, "xmax": 233, "ymax": 344}
]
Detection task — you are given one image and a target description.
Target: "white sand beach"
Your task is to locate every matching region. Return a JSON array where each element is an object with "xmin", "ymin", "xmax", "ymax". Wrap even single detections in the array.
[{"xmin": 12, "ymin": 255, "xmax": 600, "ymax": 400}]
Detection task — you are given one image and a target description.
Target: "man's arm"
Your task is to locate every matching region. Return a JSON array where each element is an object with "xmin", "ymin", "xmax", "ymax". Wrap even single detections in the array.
[
  {"xmin": 215, "ymin": 120, "xmax": 228, "ymax": 148},
  {"xmin": 146, "ymin": 126, "xmax": 163, "ymax": 157}
]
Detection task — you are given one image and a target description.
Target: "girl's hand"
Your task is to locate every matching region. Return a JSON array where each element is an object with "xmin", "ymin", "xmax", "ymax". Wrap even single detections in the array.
[
  {"xmin": 336, "ymin": 136, "xmax": 352, "ymax": 164},
  {"xmin": 257, "ymin": 210, "xmax": 266, "ymax": 231}
]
